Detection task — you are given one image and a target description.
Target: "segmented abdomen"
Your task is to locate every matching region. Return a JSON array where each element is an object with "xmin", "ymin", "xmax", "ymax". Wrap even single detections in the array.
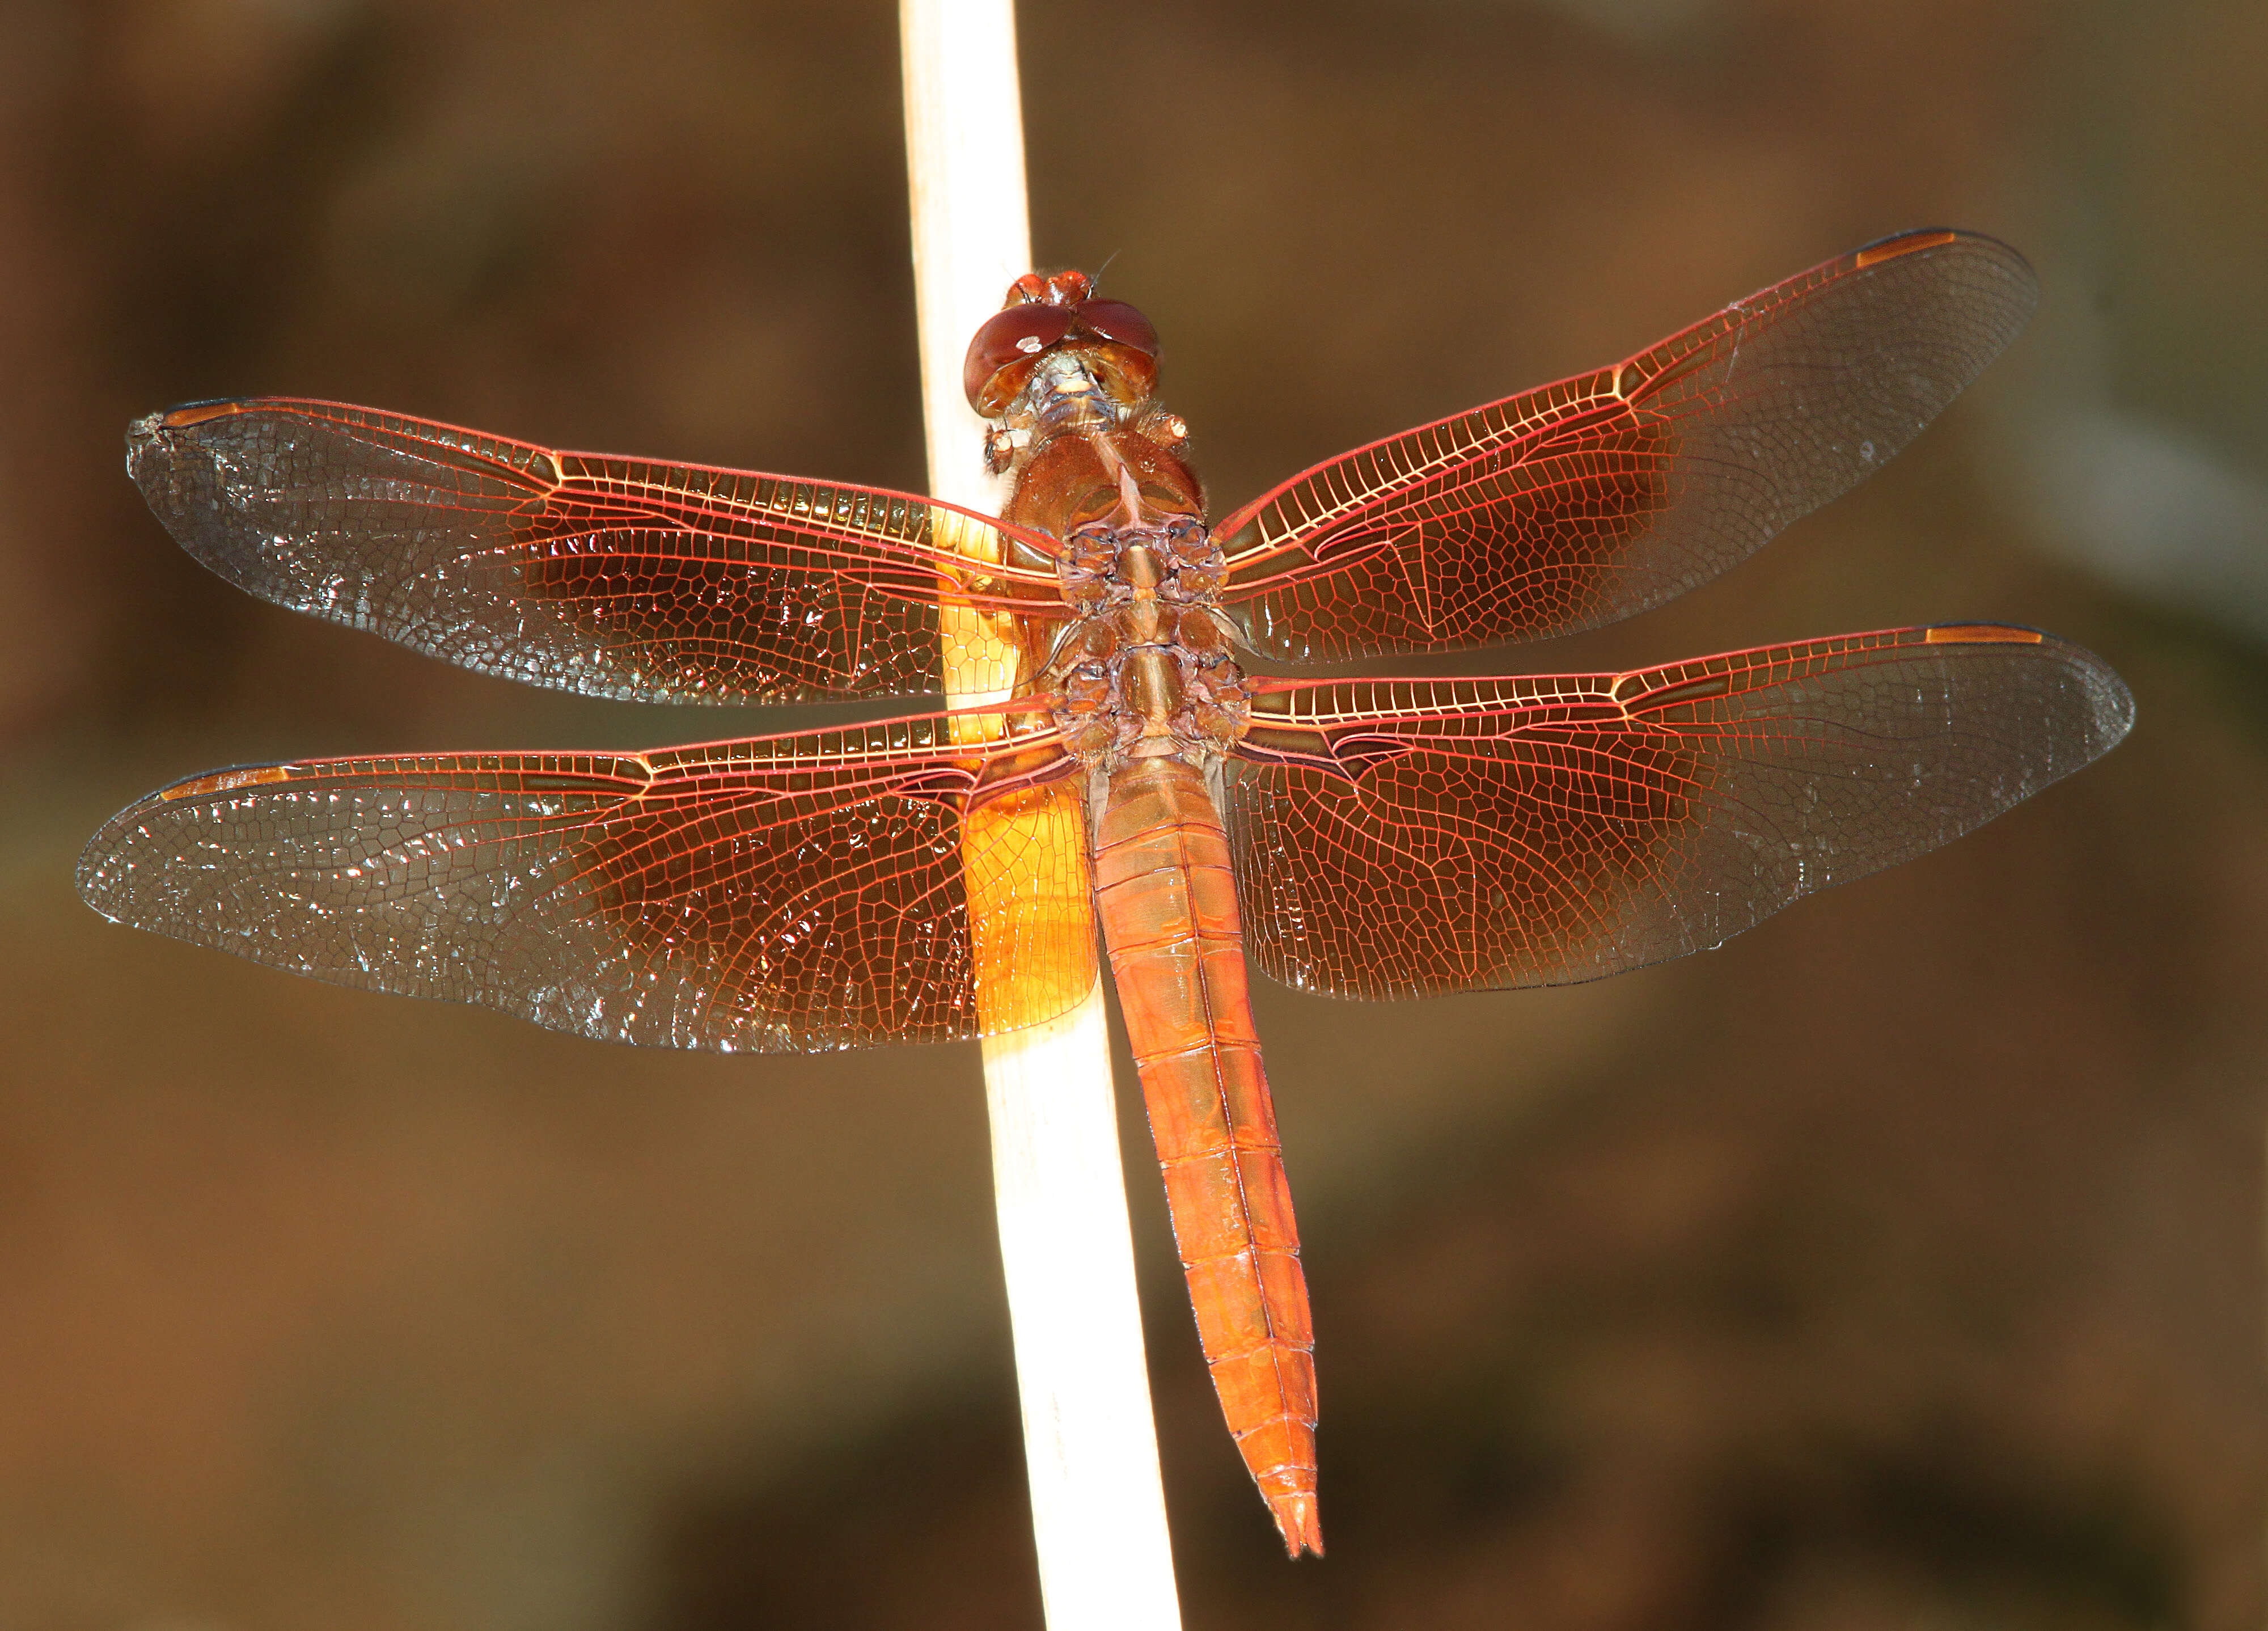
[{"xmin": 1093, "ymin": 754, "xmax": 1321, "ymax": 1556}]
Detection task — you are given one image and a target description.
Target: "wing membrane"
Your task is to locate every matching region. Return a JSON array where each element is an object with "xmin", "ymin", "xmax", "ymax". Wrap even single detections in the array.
[
  {"xmin": 1226, "ymin": 624, "xmax": 2131, "ymax": 997},
  {"xmin": 1217, "ymin": 231, "xmax": 2038, "ymax": 661},
  {"xmin": 128, "ymin": 398, "xmax": 1068, "ymax": 704},
  {"xmin": 78, "ymin": 716, "xmax": 1094, "ymax": 1050}
]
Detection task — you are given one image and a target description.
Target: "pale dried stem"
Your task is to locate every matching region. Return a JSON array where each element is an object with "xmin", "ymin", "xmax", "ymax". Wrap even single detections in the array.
[{"xmin": 898, "ymin": 3, "xmax": 1182, "ymax": 1625}]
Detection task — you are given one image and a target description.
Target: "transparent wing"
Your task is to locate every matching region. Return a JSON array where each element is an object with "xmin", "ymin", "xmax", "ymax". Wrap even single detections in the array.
[
  {"xmin": 1226, "ymin": 624, "xmax": 2131, "ymax": 997},
  {"xmin": 1217, "ymin": 231, "xmax": 2038, "ymax": 661},
  {"xmin": 79, "ymin": 713, "xmax": 1094, "ymax": 1051},
  {"xmin": 128, "ymin": 398, "xmax": 1069, "ymax": 705}
]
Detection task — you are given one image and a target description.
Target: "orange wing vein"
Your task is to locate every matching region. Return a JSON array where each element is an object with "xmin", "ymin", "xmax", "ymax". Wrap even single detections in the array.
[
  {"xmin": 128, "ymin": 398, "xmax": 1069, "ymax": 705},
  {"xmin": 78, "ymin": 715, "xmax": 1093, "ymax": 1050},
  {"xmin": 1215, "ymin": 230, "xmax": 2038, "ymax": 661},
  {"xmin": 1227, "ymin": 624, "xmax": 2131, "ymax": 997}
]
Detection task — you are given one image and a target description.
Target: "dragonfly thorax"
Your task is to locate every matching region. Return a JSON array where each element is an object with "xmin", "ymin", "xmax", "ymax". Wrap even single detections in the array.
[{"xmin": 1048, "ymin": 518, "xmax": 1251, "ymax": 771}]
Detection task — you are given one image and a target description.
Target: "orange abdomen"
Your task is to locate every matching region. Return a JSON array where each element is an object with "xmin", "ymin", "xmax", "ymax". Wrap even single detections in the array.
[{"xmin": 1093, "ymin": 754, "xmax": 1321, "ymax": 1556}]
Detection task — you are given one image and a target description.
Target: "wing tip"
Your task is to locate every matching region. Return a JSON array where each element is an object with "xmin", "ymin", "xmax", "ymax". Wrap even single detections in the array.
[
  {"xmin": 1851, "ymin": 225, "xmax": 2032, "ymax": 272},
  {"xmin": 76, "ymin": 799, "xmax": 158, "ymax": 923},
  {"xmin": 78, "ymin": 758, "xmax": 315, "ymax": 924},
  {"xmin": 126, "ymin": 397, "xmax": 267, "ymax": 461},
  {"xmin": 2076, "ymin": 646, "xmax": 2139, "ymax": 754},
  {"xmin": 1922, "ymin": 621, "xmax": 2136, "ymax": 761},
  {"xmin": 125, "ymin": 401, "xmax": 244, "ymax": 515},
  {"xmin": 1850, "ymin": 227, "xmax": 2040, "ymax": 322}
]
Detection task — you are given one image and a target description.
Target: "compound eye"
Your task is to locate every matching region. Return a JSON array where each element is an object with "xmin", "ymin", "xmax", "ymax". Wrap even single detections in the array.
[
  {"xmin": 1074, "ymin": 299, "xmax": 1158, "ymax": 357},
  {"xmin": 963, "ymin": 303, "xmax": 1077, "ymax": 409}
]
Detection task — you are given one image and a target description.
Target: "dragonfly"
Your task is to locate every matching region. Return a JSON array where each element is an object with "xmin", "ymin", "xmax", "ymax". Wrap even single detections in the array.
[{"xmin": 81, "ymin": 228, "xmax": 2132, "ymax": 1557}]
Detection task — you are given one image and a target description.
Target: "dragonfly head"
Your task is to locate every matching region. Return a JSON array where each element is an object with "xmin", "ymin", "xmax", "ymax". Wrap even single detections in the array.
[{"xmin": 963, "ymin": 271, "xmax": 1161, "ymax": 421}]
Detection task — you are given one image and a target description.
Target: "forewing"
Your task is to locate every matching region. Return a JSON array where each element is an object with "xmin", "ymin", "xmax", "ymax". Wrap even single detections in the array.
[
  {"xmin": 79, "ymin": 717, "xmax": 1095, "ymax": 1050},
  {"xmin": 128, "ymin": 398, "xmax": 1068, "ymax": 704},
  {"xmin": 1217, "ymin": 231, "xmax": 2038, "ymax": 661},
  {"xmin": 1227, "ymin": 625, "xmax": 2131, "ymax": 997}
]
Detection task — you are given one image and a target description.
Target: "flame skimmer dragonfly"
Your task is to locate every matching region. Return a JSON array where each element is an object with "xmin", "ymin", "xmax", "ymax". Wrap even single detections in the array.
[{"xmin": 82, "ymin": 229, "xmax": 2130, "ymax": 1556}]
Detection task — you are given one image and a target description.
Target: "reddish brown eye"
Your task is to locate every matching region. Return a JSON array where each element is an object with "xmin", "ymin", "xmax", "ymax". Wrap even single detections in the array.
[
  {"xmin": 963, "ymin": 303, "xmax": 1077, "ymax": 409},
  {"xmin": 1074, "ymin": 299, "xmax": 1158, "ymax": 356}
]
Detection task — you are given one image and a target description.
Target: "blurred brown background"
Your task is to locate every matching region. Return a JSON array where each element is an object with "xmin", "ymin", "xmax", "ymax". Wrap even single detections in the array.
[{"xmin": 2, "ymin": 0, "xmax": 2264, "ymax": 1626}]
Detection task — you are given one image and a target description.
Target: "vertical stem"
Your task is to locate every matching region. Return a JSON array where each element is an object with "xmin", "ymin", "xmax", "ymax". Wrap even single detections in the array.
[{"xmin": 899, "ymin": 4, "xmax": 1183, "ymax": 1626}]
